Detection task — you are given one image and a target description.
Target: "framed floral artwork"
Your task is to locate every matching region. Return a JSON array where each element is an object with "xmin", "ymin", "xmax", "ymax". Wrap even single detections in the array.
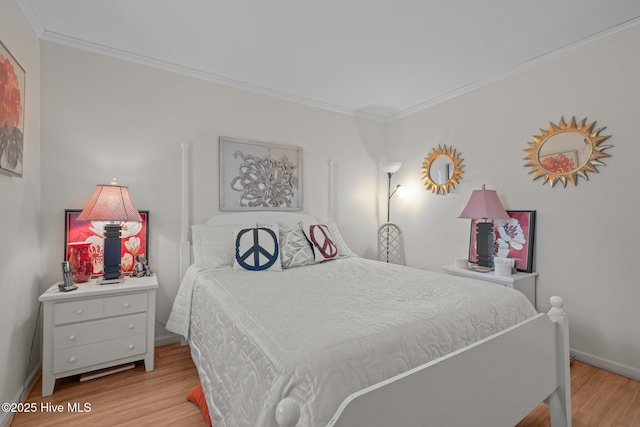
[
  {"xmin": 468, "ymin": 210, "xmax": 536, "ymax": 273},
  {"xmin": 0, "ymin": 40, "xmax": 26, "ymax": 177},
  {"xmin": 64, "ymin": 209, "xmax": 149, "ymax": 277},
  {"xmin": 219, "ymin": 136, "xmax": 303, "ymax": 211}
]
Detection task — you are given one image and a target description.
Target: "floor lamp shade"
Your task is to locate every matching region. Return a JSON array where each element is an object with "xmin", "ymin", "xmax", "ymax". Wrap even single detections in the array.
[
  {"xmin": 459, "ymin": 187, "xmax": 509, "ymax": 269},
  {"xmin": 77, "ymin": 179, "xmax": 141, "ymax": 282},
  {"xmin": 380, "ymin": 162, "xmax": 402, "ymax": 174}
]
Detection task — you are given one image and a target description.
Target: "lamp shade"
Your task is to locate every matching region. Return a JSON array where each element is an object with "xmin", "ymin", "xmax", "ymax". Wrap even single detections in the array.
[
  {"xmin": 380, "ymin": 162, "xmax": 402, "ymax": 174},
  {"xmin": 458, "ymin": 187, "xmax": 509, "ymax": 220},
  {"xmin": 77, "ymin": 179, "xmax": 142, "ymax": 222}
]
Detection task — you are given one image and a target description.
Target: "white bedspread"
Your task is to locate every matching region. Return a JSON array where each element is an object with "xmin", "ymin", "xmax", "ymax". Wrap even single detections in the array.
[{"xmin": 167, "ymin": 257, "xmax": 536, "ymax": 427}]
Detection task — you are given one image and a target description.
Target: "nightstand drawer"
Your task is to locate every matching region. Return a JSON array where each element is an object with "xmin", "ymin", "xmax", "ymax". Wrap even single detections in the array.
[
  {"xmin": 54, "ymin": 299, "xmax": 104, "ymax": 325},
  {"xmin": 53, "ymin": 333, "xmax": 147, "ymax": 374},
  {"xmin": 104, "ymin": 292, "xmax": 148, "ymax": 316},
  {"xmin": 53, "ymin": 313, "xmax": 147, "ymax": 350}
]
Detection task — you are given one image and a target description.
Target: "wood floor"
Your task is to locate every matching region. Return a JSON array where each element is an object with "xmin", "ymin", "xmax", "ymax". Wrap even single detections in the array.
[
  {"xmin": 516, "ymin": 359, "xmax": 640, "ymax": 427},
  {"xmin": 10, "ymin": 343, "xmax": 207, "ymax": 427},
  {"xmin": 9, "ymin": 344, "xmax": 640, "ymax": 427}
]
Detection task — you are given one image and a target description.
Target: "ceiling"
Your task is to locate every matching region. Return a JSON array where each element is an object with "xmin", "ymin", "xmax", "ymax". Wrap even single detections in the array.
[{"xmin": 16, "ymin": 0, "xmax": 640, "ymax": 122}]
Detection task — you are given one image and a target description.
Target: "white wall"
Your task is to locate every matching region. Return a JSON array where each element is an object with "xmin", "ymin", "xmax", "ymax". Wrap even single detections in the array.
[
  {"xmin": 0, "ymin": 0, "xmax": 41, "ymax": 415},
  {"xmin": 387, "ymin": 27, "xmax": 640, "ymax": 379},
  {"xmin": 39, "ymin": 42, "xmax": 386, "ymax": 340}
]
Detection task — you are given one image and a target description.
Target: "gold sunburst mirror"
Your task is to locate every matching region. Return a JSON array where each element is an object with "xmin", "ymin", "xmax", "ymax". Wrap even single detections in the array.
[
  {"xmin": 421, "ymin": 145, "xmax": 464, "ymax": 194},
  {"xmin": 524, "ymin": 116, "xmax": 612, "ymax": 187}
]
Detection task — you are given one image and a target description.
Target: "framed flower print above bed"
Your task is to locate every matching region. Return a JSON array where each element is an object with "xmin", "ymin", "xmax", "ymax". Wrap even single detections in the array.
[
  {"xmin": 469, "ymin": 210, "xmax": 536, "ymax": 273},
  {"xmin": 219, "ymin": 137, "xmax": 303, "ymax": 211}
]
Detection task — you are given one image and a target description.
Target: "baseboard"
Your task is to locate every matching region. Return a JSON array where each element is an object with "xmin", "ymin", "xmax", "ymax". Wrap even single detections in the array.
[
  {"xmin": 154, "ymin": 331, "xmax": 181, "ymax": 347},
  {"xmin": 1, "ymin": 363, "xmax": 41, "ymax": 427},
  {"xmin": 571, "ymin": 348, "xmax": 640, "ymax": 381}
]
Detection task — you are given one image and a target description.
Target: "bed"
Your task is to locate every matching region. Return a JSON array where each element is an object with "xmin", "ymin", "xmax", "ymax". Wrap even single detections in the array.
[{"xmin": 167, "ymin": 210, "xmax": 571, "ymax": 427}]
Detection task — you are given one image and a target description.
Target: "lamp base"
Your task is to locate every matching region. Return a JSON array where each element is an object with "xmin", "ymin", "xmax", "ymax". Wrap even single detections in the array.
[
  {"xmin": 97, "ymin": 276, "xmax": 126, "ymax": 286},
  {"xmin": 476, "ymin": 221, "xmax": 495, "ymax": 269},
  {"xmin": 103, "ymin": 223, "xmax": 123, "ymax": 281}
]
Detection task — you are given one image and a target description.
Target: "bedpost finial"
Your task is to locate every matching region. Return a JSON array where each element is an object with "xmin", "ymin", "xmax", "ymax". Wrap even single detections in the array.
[
  {"xmin": 276, "ymin": 397, "xmax": 300, "ymax": 427},
  {"xmin": 548, "ymin": 296, "xmax": 567, "ymax": 320},
  {"xmin": 550, "ymin": 296, "xmax": 564, "ymax": 309}
]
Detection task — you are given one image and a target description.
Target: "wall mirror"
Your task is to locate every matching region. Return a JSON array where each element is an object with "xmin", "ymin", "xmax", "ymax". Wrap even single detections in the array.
[
  {"xmin": 421, "ymin": 145, "xmax": 464, "ymax": 194},
  {"xmin": 524, "ymin": 116, "xmax": 611, "ymax": 187}
]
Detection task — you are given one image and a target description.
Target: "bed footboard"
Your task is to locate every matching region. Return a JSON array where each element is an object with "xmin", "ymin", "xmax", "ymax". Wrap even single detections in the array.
[{"xmin": 274, "ymin": 297, "xmax": 571, "ymax": 427}]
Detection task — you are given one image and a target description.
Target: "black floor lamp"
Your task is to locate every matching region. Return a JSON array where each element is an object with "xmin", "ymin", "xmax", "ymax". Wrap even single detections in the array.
[
  {"xmin": 378, "ymin": 162, "xmax": 406, "ymax": 264},
  {"xmin": 380, "ymin": 161, "xmax": 404, "ymax": 223}
]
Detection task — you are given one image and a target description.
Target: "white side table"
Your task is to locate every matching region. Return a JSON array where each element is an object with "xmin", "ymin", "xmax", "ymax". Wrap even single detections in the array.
[
  {"xmin": 38, "ymin": 275, "xmax": 158, "ymax": 396},
  {"xmin": 441, "ymin": 265, "xmax": 537, "ymax": 309}
]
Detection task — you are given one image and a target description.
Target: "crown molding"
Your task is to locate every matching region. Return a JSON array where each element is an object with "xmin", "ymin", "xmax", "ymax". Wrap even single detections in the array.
[
  {"xmin": 389, "ymin": 16, "xmax": 640, "ymax": 122},
  {"xmin": 38, "ymin": 30, "xmax": 387, "ymax": 123},
  {"xmin": 27, "ymin": 13, "xmax": 640, "ymax": 124}
]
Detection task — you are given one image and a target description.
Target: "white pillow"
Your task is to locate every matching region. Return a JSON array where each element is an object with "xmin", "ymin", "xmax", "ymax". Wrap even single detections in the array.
[
  {"xmin": 303, "ymin": 224, "xmax": 339, "ymax": 262},
  {"xmin": 191, "ymin": 224, "xmax": 251, "ymax": 268},
  {"xmin": 327, "ymin": 222, "xmax": 357, "ymax": 258},
  {"xmin": 279, "ymin": 222, "xmax": 316, "ymax": 269},
  {"xmin": 233, "ymin": 225, "xmax": 283, "ymax": 271}
]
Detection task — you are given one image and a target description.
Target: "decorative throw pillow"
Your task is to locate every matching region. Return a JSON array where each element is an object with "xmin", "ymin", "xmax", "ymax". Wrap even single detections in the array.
[
  {"xmin": 303, "ymin": 224, "xmax": 339, "ymax": 262},
  {"xmin": 279, "ymin": 222, "xmax": 316, "ymax": 269},
  {"xmin": 233, "ymin": 225, "xmax": 283, "ymax": 271},
  {"xmin": 327, "ymin": 222, "xmax": 357, "ymax": 258},
  {"xmin": 191, "ymin": 224, "xmax": 242, "ymax": 268},
  {"xmin": 186, "ymin": 384, "xmax": 212, "ymax": 427}
]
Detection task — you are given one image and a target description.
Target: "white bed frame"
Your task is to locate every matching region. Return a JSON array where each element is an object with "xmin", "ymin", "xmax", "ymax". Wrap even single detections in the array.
[{"xmin": 178, "ymin": 144, "xmax": 571, "ymax": 426}]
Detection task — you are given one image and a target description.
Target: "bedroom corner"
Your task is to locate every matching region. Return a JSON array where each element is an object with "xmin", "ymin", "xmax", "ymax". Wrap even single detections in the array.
[{"xmin": 0, "ymin": 0, "xmax": 42, "ymax": 425}]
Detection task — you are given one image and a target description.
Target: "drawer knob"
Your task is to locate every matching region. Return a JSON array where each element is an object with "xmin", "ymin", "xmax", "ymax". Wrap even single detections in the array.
[
  {"xmin": 68, "ymin": 335, "xmax": 76, "ymax": 341},
  {"xmin": 123, "ymin": 303, "xmax": 131, "ymax": 308},
  {"xmin": 128, "ymin": 324, "xmax": 135, "ymax": 329},
  {"xmin": 76, "ymin": 309, "xmax": 84, "ymax": 315},
  {"xmin": 69, "ymin": 356, "xmax": 76, "ymax": 363},
  {"xmin": 128, "ymin": 344, "xmax": 134, "ymax": 350}
]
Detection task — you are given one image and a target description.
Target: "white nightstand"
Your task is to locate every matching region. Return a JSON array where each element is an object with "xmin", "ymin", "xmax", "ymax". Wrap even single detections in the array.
[
  {"xmin": 441, "ymin": 265, "xmax": 537, "ymax": 309},
  {"xmin": 38, "ymin": 275, "xmax": 158, "ymax": 396}
]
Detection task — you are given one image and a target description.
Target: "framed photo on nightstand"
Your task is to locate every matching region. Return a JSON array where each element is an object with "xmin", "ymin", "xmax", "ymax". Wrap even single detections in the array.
[
  {"xmin": 469, "ymin": 210, "xmax": 535, "ymax": 273},
  {"xmin": 64, "ymin": 209, "xmax": 149, "ymax": 277}
]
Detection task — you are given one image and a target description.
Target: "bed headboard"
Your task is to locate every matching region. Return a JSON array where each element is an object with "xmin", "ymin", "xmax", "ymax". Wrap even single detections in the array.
[
  {"xmin": 179, "ymin": 211, "xmax": 318, "ymax": 279},
  {"xmin": 179, "ymin": 142, "xmax": 323, "ymax": 279},
  {"xmin": 205, "ymin": 212, "xmax": 317, "ymax": 227}
]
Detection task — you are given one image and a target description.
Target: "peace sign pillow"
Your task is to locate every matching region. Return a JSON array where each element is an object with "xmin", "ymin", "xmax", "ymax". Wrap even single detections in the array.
[
  {"xmin": 233, "ymin": 225, "xmax": 283, "ymax": 272},
  {"xmin": 303, "ymin": 224, "xmax": 339, "ymax": 262}
]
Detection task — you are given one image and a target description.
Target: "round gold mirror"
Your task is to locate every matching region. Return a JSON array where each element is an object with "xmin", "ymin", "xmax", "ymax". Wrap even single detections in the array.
[
  {"xmin": 421, "ymin": 145, "xmax": 464, "ymax": 194},
  {"xmin": 524, "ymin": 116, "xmax": 611, "ymax": 187}
]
